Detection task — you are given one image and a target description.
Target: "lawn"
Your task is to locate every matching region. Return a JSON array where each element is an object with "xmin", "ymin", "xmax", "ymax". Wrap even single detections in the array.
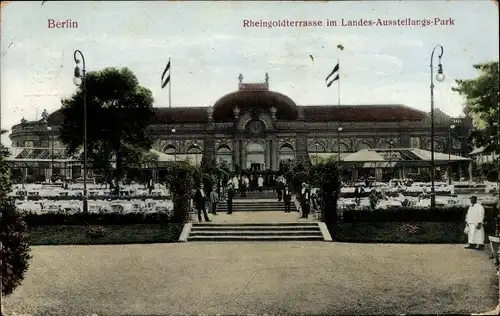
[
  {"xmin": 3, "ymin": 242, "xmax": 498, "ymax": 315},
  {"xmin": 28, "ymin": 223, "xmax": 184, "ymax": 245},
  {"xmin": 335, "ymin": 221, "xmax": 469, "ymax": 243}
]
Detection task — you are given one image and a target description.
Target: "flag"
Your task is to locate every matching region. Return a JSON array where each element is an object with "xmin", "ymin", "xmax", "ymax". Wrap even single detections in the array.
[
  {"xmin": 337, "ymin": 44, "xmax": 344, "ymax": 51},
  {"xmin": 325, "ymin": 63, "xmax": 339, "ymax": 87},
  {"xmin": 161, "ymin": 59, "xmax": 171, "ymax": 89}
]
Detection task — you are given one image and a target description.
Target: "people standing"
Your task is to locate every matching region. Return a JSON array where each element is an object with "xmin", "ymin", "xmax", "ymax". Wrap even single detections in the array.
[
  {"xmin": 258, "ymin": 175, "xmax": 264, "ymax": 192},
  {"xmin": 276, "ymin": 177, "xmax": 285, "ymax": 201},
  {"xmin": 210, "ymin": 187, "xmax": 219, "ymax": 215},
  {"xmin": 300, "ymin": 182, "xmax": 311, "ymax": 219},
  {"xmin": 226, "ymin": 183, "xmax": 235, "ymax": 214},
  {"xmin": 194, "ymin": 183, "xmax": 211, "ymax": 222},
  {"xmin": 464, "ymin": 196, "xmax": 485, "ymax": 250},
  {"xmin": 232, "ymin": 175, "xmax": 239, "ymax": 195},
  {"xmin": 283, "ymin": 185, "xmax": 292, "ymax": 213},
  {"xmin": 241, "ymin": 175, "xmax": 249, "ymax": 197}
]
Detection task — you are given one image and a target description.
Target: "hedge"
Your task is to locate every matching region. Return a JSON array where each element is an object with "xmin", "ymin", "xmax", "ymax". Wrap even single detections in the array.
[
  {"xmin": 341, "ymin": 206, "xmax": 498, "ymax": 223},
  {"xmin": 19, "ymin": 195, "xmax": 169, "ymax": 201},
  {"xmin": 340, "ymin": 191, "xmax": 451, "ymax": 198},
  {"xmin": 22, "ymin": 212, "xmax": 178, "ymax": 226}
]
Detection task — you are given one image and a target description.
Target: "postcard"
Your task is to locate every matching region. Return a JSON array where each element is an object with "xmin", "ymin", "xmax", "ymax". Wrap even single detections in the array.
[{"xmin": 1, "ymin": 1, "xmax": 499, "ymax": 315}]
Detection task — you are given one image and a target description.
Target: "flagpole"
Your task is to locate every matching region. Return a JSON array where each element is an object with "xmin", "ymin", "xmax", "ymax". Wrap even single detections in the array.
[
  {"xmin": 168, "ymin": 58, "xmax": 172, "ymax": 108},
  {"xmin": 337, "ymin": 56, "xmax": 340, "ymax": 106}
]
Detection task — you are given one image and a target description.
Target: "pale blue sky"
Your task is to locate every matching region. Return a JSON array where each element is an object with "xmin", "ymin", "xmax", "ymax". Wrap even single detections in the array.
[{"xmin": 1, "ymin": 0, "xmax": 499, "ymax": 145}]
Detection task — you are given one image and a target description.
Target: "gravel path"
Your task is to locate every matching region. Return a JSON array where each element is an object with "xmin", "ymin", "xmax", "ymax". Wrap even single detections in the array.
[{"xmin": 3, "ymin": 242, "xmax": 498, "ymax": 315}]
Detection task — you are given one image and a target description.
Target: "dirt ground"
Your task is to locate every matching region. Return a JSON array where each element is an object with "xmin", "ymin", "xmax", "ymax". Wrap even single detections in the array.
[{"xmin": 3, "ymin": 242, "xmax": 498, "ymax": 315}]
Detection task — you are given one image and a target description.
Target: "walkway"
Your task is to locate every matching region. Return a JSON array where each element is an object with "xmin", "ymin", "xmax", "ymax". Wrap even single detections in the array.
[{"xmin": 3, "ymin": 243, "xmax": 497, "ymax": 315}]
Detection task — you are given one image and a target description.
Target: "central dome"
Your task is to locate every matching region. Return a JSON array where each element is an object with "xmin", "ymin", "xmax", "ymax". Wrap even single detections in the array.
[{"xmin": 212, "ymin": 90, "xmax": 298, "ymax": 121}]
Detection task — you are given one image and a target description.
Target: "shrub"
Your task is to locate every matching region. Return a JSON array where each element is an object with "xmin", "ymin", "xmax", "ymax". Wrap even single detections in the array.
[
  {"xmin": 308, "ymin": 159, "xmax": 340, "ymax": 235},
  {"xmin": 87, "ymin": 225, "xmax": 106, "ymax": 238},
  {"xmin": 1, "ymin": 130, "xmax": 32, "ymax": 297},
  {"xmin": 23, "ymin": 212, "xmax": 176, "ymax": 226}
]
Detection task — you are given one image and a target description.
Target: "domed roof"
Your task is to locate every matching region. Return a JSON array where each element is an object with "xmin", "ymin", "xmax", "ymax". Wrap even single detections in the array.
[{"xmin": 212, "ymin": 90, "xmax": 298, "ymax": 121}]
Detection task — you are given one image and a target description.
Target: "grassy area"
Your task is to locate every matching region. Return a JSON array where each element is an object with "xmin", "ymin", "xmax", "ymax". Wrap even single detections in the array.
[
  {"xmin": 28, "ymin": 223, "xmax": 184, "ymax": 245},
  {"xmin": 335, "ymin": 222, "xmax": 471, "ymax": 244}
]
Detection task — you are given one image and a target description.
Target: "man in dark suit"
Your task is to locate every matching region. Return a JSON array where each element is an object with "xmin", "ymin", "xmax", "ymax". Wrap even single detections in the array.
[
  {"xmin": 194, "ymin": 183, "xmax": 211, "ymax": 222},
  {"xmin": 283, "ymin": 185, "xmax": 292, "ymax": 213},
  {"xmin": 300, "ymin": 182, "xmax": 311, "ymax": 219},
  {"xmin": 226, "ymin": 183, "xmax": 235, "ymax": 214},
  {"xmin": 276, "ymin": 177, "xmax": 285, "ymax": 201}
]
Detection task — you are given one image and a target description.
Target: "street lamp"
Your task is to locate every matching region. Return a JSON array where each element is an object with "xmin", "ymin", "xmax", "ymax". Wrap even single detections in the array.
[
  {"xmin": 171, "ymin": 128, "xmax": 177, "ymax": 161},
  {"xmin": 193, "ymin": 143, "xmax": 199, "ymax": 166},
  {"xmin": 448, "ymin": 124, "xmax": 455, "ymax": 184},
  {"xmin": 337, "ymin": 127, "xmax": 343, "ymax": 163},
  {"xmin": 389, "ymin": 140, "xmax": 394, "ymax": 177},
  {"xmin": 315, "ymin": 142, "xmax": 319, "ymax": 161},
  {"xmin": 47, "ymin": 126, "xmax": 54, "ymax": 182},
  {"xmin": 73, "ymin": 49, "xmax": 88, "ymax": 213},
  {"xmin": 430, "ymin": 45, "xmax": 445, "ymax": 208}
]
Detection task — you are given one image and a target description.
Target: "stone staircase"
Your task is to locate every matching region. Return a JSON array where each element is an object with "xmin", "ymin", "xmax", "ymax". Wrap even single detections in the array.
[
  {"xmin": 184, "ymin": 222, "xmax": 330, "ymax": 242},
  {"xmin": 234, "ymin": 190, "xmax": 278, "ymax": 199},
  {"xmin": 216, "ymin": 200, "xmax": 297, "ymax": 212}
]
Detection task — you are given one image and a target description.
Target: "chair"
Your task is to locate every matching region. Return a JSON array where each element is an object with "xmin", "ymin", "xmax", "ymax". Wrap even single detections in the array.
[{"xmin": 488, "ymin": 236, "xmax": 500, "ymax": 266}]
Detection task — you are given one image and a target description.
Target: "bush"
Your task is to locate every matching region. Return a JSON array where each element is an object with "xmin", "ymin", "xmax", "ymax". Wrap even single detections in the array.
[
  {"xmin": 1, "ymin": 130, "xmax": 32, "ymax": 297},
  {"xmin": 87, "ymin": 225, "xmax": 106, "ymax": 238},
  {"xmin": 23, "ymin": 211, "xmax": 176, "ymax": 226},
  {"xmin": 308, "ymin": 159, "xmax": 340, "ymax": 235},
  {"xmin": 164, "ymin": 161, "xmax": 200, "ymax": 222},
  {"xmin": 341, "ymin": 206, "xmax": 498, "ymax": 226}
]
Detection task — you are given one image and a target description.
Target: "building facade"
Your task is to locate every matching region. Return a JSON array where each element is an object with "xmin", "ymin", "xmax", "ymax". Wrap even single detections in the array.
[{"xmin": 9, "ymin": 73, "xmax": 473, "ymax": 178}]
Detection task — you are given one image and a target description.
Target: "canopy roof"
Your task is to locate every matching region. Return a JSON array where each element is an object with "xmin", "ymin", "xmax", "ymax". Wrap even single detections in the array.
[{"xmin": 340, "ymin": 148, "xmax": 470, "ymax": 168}]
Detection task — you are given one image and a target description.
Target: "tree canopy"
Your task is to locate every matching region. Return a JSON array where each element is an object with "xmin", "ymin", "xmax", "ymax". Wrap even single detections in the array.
[
  {"xmin": 453, "ymin": 61, "xmax": 499, "ymax": 153},
  {"xmin": 59, "ymin": 67, "xmax": 155, "ymax": 181},
  {"xmin": 1, "ymin": 130, "xmax": 32, "ymax": 297}
]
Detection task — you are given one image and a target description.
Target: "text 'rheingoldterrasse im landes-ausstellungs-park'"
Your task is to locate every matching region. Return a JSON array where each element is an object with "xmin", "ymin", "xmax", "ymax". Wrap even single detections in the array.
[{"xmin": 242, "ymin": 18, "xmax": 455, "ymax": 28}]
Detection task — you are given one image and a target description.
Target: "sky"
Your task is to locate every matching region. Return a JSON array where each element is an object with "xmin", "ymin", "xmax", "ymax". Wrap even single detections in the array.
[{"xmin": 1, "ymin": 0, "xmax": 499, "ymax": 146}]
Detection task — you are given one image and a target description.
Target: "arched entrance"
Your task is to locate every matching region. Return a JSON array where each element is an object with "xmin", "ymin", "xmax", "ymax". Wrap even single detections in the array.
[
  {"xmin": 245, "ymin": 142, "xmax": 265, "ymax": 171},
  {"xmin": 279, "ymin": 143, "xmax": 295, "ymax": 162}
]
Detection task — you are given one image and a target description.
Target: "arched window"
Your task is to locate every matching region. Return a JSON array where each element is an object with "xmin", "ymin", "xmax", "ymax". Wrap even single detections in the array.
[
  {"xmin": 279, "ymin": 143, "xmax": 295, "ymax": 162},
  {"xmin": 217, "ymin": 145, "xmax": 232, "ymax": 167},
  {"xmin": 309, "ymin": 142, "xmax": 326, "ymax": 153},
  {"xmin": 246, "ymin": 142, "xmax": 265, "ymax": 152},
  {"xmin": 357, "ymin": 142, "xmax": 372, "ymax": 150},
  {"xmin": 162, "ymin": 145, "xmax": 177, "ymax": 155}
]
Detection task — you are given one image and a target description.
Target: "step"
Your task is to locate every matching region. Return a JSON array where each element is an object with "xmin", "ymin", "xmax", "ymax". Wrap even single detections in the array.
[
  {"xmin": 192, "ymin": 223, "xmax": 318, "ymax": 227},
  {"xmin": 191, "ymin": 227, "xmax": 320, "ymax": 232},
  {"xmin": 189, "ymin": 231, "xmax": 323, "ymax": 236},
  {"xmin": 187, "ymin": 235, "xmax": 324, "ymax": 241}
]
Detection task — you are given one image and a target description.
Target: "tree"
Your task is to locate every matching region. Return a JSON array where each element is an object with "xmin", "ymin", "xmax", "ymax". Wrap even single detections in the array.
[
  {"xmin": 59, "ymin": 67, "xmax": 155, "ymax": 184},
  {"xmin": 163, "ymin": 161, "xmax": 202, "ymax": 222},
  {"xmin": 453, "ymin": 61, "xmax": 500, "ymax": 154},
  {"xmin": 0, "ymin": 130, "xmax": 32, "ymax": 297},
  {"xmin": 308, "ymin": 159, "xmax": 340, "ymax": 237}
]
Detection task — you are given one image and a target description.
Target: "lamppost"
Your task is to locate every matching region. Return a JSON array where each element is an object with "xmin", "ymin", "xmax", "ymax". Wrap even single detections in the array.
[
  {"xmin": 172, "ymin": 128, "xmax": 177, "ymax": 161},
  {"xmin": 47, "ymin": 126, "xmax": 54, "ymax": 182},
  {"xmin": 73, "ymin": 50, "xmax": 88, "ymax": 213},
  {"xmin": 430, "ymin": 45, "xmax": 445, "ymax": 208},
  {"xmin": 315, "ymin": 142, "xmax": 319, "ymax": 162},
  {"xmin": 389, "ymin": 140, "xmax": 394, "ymax": 178},
  {"xmin": 448, "ymin": 124, "xmax": 455, "ymax": 185},
  {"xmin": 337, "ymin": 127, "xmax": 343, "ymax": 163},
  {"xmin": 193, "ymin": 143, "xmax": 199, "ymax": 166}
]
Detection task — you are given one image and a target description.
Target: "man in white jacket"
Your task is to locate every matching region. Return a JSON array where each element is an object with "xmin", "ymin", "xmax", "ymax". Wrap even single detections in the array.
[{"xmin": 465, "ymin": 196, "xmax": 485, "ymax": 250}]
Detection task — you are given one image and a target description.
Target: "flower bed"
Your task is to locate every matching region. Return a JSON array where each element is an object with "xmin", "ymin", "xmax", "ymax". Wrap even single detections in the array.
[
  {"xmin": 22, "ymin": 211, "xmax": 178, "ymax": 226},
  {"xmin": 335, "ymin": 222, "xmax": 468, "ymax": 244},
  {"xmin": 28, "ymin": 223, "xmax": 184, "ymax": 245},
  {"xmin": 341, "ymin": 206, "xmax": 498, "ymax": 223}
]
